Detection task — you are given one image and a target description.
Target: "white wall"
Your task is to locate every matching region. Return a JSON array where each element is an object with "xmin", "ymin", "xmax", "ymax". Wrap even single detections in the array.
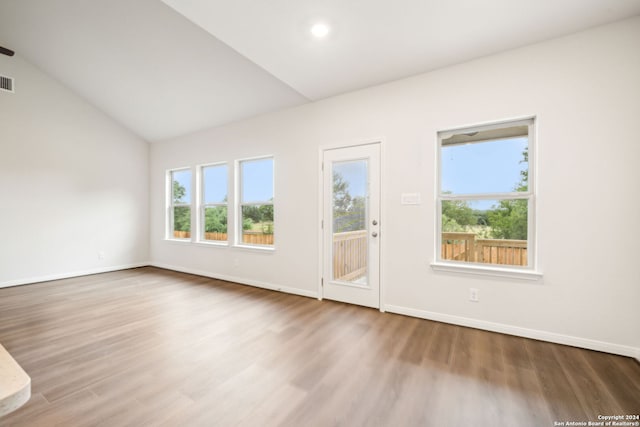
[
  {"xmin": 151, "ymin": 17, "xmax": 640, "ymax": 357},
  {"xmin": 0, "ymin": 55, "xmax": 149, "ymax": 286}
]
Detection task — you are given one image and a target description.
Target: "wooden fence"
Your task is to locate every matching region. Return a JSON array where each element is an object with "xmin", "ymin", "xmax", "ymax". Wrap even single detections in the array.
[
  {"xmin": 204, "ymin": 232, "xmax": 227, "ymax": 241},
  {"xmin": 242, "ymin": 231, "xmax": 274, "ymax": 245},
  {"xmin": 442, "ymin": 232, "xmax": 527, "ymax": 266},
  {"xmin": 333, "ymin": 230, "xmax": 367, "ymax": 281}
]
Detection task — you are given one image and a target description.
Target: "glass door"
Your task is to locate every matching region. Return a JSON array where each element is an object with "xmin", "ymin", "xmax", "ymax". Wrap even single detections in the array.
[{"xmin": 322, "ymin": 143, "xmax": 380, "ymax": 308}]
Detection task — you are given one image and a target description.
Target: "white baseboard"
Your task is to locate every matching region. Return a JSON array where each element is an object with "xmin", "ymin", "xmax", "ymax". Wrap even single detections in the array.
[
  {"xmin": 150, "ymin": 262, "xmax": 319, "ymax": 300},
  {"xmin": 385, "ymin": 304, "xmax": 640, "ymax": 360},
  {"xmin": 0, "ymin": 262, "xmax": 150, "ymax": 289}
]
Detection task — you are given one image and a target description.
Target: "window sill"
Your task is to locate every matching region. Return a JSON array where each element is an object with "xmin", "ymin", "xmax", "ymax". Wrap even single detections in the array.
[
  {"xmin": 163, "ymin": 239, "xmax": 275, "ymax": 253},
  {"xmin": 164, "ymin": 238, "xmax": 192, "ymax": 244},
  {"xmin": 233, "ymin": 244, "xmax": 275, "ymax": 253},
  {"xmin": 430, "ymin": 261, "xmax": 543, "ymax": 281},
  {"xmin": 193, "ymin": 241, "xmax": 229, "ymax": 248},
  {"xmin": 163, "ymin": 238, "xmax": 231, "ymax": 247}
]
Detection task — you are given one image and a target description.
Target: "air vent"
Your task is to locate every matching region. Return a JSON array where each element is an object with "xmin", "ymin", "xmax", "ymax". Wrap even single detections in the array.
[{"xmin": 1, "ymin": 75, "xmax": 14, "ymax": 93}]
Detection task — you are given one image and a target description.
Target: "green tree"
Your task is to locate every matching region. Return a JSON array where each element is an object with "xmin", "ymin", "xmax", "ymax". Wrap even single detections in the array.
[
  {"xmin": 259, "ymin": 204, "xmax": 274, "ymax": 222},
  {"xmin": 172, "ymin": 180, "xmax": 190, "ymax": 232},
  {"xmin": 241, "ymin": 202, "xmax": 273, "ymax": 232},
  {"xmin": 204, "ymin": 207, "xmax": 227, "ymax": 233},
  {"xmin": 173, "ymin": 180, "xmax": 186, "ymax": 203},
  {"xmin": 441, "ymin": 198, "xmax": 475, "ymax": 232},
  {"xmin": 173, "ymin": 207, "xmax": 190, "ymax": 232},
  {"xmin": 242, "ymin": 217, "xmax": 253, "ymax": 230},
  {"xmin": 519, "ymin": 148, "xmax": 528, "ymax": 191},
  {"xmin": 259, "ymin": 204, "xmax": 274, "ymax": 234},
  {"xmin": 487, "ymin": 148, "xmax": 528, "ymax": 240},
  {"xmin": 333, "ymin": 172, "xmax": 353, "ymax": 213},
  {"xmin": 333, "ymin": 172, "xmax": 365, "ymax": 232},
  {"xmin": 243, "ymin": 206, "xmax": 261, "ymax": 223},
  {"xmin": 488, "ymin": 200, "xmax": 527, "ymax": 239}
]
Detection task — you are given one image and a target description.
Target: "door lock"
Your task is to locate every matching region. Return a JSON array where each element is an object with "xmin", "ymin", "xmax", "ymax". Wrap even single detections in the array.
[
  {"xmin": 372, "ymin": 232, "xmax": 378, "ymax": 237},
  {"xmin": 372, "ymin": 220, "xmax": 378, "ymax": 226}
]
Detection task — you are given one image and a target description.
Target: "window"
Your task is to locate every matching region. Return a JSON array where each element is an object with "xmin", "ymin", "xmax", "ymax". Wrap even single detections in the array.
[
  {"xmin": 200, "ymin": 164, "xmax": 228, "ymax": 243},
  {"xmin": 238, "ymin": 157, "xmax": 274, "ymax": 247},
  {"xmin": 437, "ymin": 118, "xmax": 535, "ymax": 270},
  {"xmin": 169, "ymin": 168, "xmax": 192, "ymax": 240},
  {"xmin": 167, "ymin": 157, "xmax": 276, "ymax": 248}
]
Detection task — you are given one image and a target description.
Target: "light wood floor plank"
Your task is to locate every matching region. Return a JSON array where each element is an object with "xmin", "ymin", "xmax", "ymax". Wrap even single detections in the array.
[{"xmin": 1, "ymin": 267, "xmax": 638, "ymax": 426}]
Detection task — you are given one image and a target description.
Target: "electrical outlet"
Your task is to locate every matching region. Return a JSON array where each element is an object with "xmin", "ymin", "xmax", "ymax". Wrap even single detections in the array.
[
  {"xmin": 233, "ymin": 258, "xmax": 240, "ymax": 268},
  {"xmin": 98, "ymin": 251, "xmax": 105, "ymax": 260},
  {"xmin": 469, "ymin": 288, "xmax": 479, "ymax": 302}
]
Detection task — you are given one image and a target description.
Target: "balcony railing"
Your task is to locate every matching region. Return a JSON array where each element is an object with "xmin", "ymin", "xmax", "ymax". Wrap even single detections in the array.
[
  {"xmin": 333, "ymin": 230, "xmax": 367, "ymax": 281},
  {"xmin": 442, "ymin": 232, "xmax": 527, "ymax": 266}
]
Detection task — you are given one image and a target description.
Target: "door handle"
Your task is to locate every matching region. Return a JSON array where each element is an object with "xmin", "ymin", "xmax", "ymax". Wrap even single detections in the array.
[
  {"xmin": 371, "ymin": 232, "xmax": 378, "ymax": 238},
  {"xmin": 372, "ymin": 220, "xmax": 378, "ymax": 226}
]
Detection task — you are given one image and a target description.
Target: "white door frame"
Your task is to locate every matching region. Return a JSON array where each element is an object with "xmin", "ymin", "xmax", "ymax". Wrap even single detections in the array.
[{"xmin": 317, "ymin": 139, "xmax": 385, "ymax": 311}]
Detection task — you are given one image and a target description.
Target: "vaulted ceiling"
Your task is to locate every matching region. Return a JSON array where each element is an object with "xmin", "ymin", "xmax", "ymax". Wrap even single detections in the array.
[{"xmin": 1, "ymin": 0, "xmax": 639, "ymax": 142}]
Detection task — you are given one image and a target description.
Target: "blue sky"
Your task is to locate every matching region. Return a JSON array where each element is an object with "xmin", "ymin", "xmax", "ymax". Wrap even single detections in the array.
[
  {"xmin": 442, "ymin": 136, "xmax": 527, "ymax": 198},
  {"xmin": 334, "ymin": 160, "xmax": 367, "ymax": 198},
  {"xmin": 203, "ymin": 164, "xmax": 227, "ymax": 203},
  {"xmin": 241, "ymin": 158, "xmax": 273, "ymax": 202},
  {"xmin": 173, "ymin": 159, "xmax": 274, "ymax": 204}
]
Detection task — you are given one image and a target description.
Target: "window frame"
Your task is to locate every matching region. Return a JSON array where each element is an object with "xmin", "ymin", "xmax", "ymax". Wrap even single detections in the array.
[
  {"xmin": 198, "ymin": 162, "xmax": 229, "ymax": 245},
  {"xmin": 433, "ymin": 117, "xmax": 542, "ymax": 280},
  {"xmin": 235, "ymin": 155, "xmax": 275, "ymax": 249},
  {"xmin": 167, "ymin": 167, "xmax": 193, "ymax": 241}
]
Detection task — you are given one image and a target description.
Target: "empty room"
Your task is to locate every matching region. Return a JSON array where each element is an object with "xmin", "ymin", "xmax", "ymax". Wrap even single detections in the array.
[{"xmin": 1, "ymin": 0, "xmax": 639, "ymax": 425}]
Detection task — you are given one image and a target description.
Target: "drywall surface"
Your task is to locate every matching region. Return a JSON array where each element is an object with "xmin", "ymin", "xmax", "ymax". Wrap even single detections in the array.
[
  {"xmin": 0, "ymin": 55, "xmax": 149, "ymax": 286},
  {"xmin": 150, "ymin": 17, "xmax": 640, "ymax": 355}
]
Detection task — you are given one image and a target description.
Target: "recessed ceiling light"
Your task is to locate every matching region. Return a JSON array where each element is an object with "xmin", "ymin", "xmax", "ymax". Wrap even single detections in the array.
[{"xmin": 310, "ymin": 23, "xmax": 330, "ymax": 38}]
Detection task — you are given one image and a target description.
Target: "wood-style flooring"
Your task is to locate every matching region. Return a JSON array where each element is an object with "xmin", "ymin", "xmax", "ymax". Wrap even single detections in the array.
[{"xmin": 0, "ymin": 267, "xmax": 638, "ymax": 426}]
